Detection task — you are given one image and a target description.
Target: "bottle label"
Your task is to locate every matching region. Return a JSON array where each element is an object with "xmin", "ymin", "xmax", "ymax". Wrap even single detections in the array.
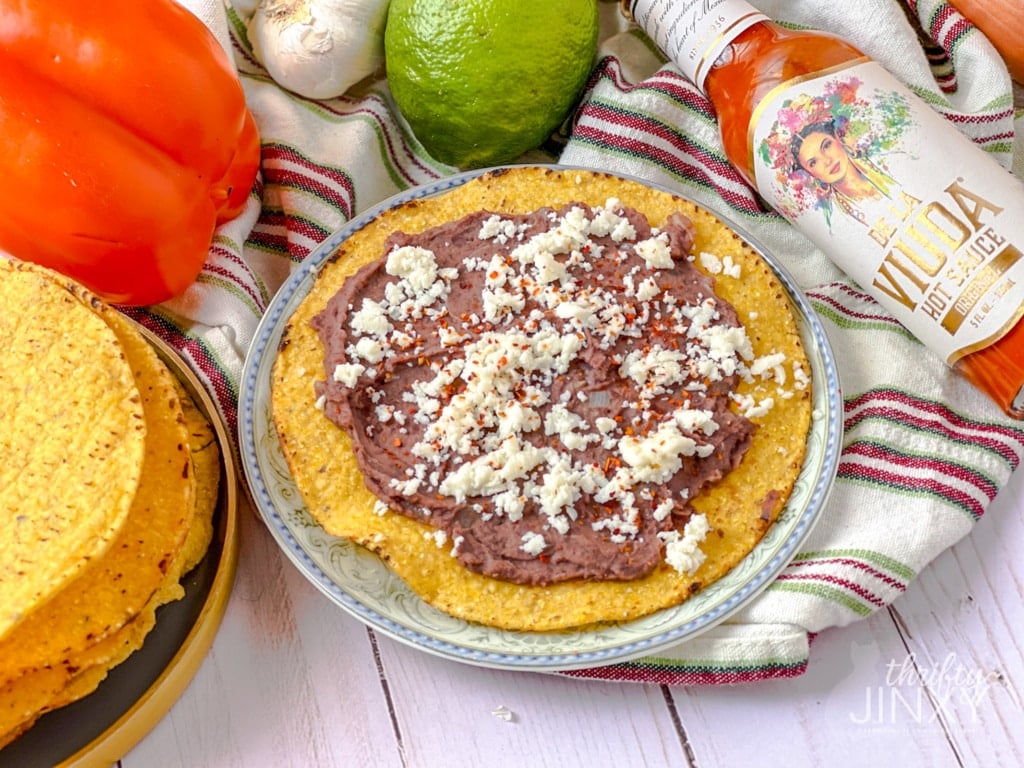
[
  {"xmin": 751, "ymin": 60, "xmax": 1024, "ymax": 364},
  {"xmin": 628, "ymin": 0, "xmax": 768, "ymax": 90}
]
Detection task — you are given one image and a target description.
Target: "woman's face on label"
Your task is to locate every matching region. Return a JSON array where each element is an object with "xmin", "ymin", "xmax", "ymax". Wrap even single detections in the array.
[{"xmin": 796, "ymin": 131, "xmax": 850, "ymax": 185}]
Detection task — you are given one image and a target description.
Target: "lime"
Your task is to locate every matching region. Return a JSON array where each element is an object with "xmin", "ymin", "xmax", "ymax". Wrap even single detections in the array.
[{"xmin": 384, "ymin": 0, "xmax": 599, "ymax": 169}]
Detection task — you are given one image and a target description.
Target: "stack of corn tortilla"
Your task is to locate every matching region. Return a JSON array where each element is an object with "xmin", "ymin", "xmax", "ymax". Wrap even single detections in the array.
[{"xmin": 0, "ymin": 258, "xmax": 220, "ymax": 748}]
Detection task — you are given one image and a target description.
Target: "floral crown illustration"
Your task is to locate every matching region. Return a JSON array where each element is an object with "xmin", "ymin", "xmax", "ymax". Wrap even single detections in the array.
[{"xmin": 756, "ymin": 75, "xmax": 913, "ymax": 218}]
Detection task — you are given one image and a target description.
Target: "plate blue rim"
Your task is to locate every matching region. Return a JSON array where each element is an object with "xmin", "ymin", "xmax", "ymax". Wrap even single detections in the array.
[{"xmin": 237, "ymin": 163, "xmax": 844, "ymax": 671}]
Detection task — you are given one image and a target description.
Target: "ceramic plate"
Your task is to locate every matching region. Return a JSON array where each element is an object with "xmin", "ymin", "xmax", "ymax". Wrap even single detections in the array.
[
  {"xmin": 238, "ymin": 165, "xmax": 843, "ymax": 671},
  {"xmin": 0, "ymin": 328, "xmax": 240, "ymax": 768}
]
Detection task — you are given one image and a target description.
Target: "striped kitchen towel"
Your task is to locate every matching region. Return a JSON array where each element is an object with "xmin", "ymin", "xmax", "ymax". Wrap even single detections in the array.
[{"xmin": 143, "ymin": 0, "xmax": 1024, "ymax": 684}]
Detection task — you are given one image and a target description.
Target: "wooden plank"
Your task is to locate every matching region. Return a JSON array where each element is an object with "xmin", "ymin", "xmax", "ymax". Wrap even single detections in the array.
[
  {"xmin": 376, "ymin": 634, "xmax": 690, "ymax": 768},
  {"xmin": 124, "ymin": 501, "xmax": 400, "ymax": 767},
  {"xmin": 668, "ymin": 609, "xmax": 962, "ymax": 766},
  {"xmin": 879, "ymin": 472, "xmax": 1024, "ymax": 768}
]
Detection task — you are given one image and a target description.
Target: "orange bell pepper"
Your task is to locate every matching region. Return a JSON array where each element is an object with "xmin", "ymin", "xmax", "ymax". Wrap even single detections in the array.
[{"xmin": 0, "ymin": 0, "xmax": 260, "ymax": 305}]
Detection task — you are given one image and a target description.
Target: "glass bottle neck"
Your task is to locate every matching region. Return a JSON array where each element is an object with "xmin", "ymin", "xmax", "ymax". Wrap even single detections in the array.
[{"xmin": 628, "ymin": 0, "xmax": 769, "ymax": 91}]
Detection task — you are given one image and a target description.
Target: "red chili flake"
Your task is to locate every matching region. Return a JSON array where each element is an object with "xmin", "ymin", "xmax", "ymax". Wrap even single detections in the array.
[{"xmin": 393, "ymin": 438, "xmax": 403, "ymax": 448}]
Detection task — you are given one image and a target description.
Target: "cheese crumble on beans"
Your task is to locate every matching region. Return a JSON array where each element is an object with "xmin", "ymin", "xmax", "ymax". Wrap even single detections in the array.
[{"xmin": 311, "ymin": 199, "xmax": 806, "ymax": 586}]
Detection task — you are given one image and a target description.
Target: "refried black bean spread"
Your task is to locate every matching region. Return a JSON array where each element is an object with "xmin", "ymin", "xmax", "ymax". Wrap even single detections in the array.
[{"xmin": 312, "ymin": 200, "xmax": 758, "ymax": 586}]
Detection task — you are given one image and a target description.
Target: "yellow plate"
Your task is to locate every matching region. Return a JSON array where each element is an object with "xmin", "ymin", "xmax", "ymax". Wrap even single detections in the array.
[{"xmin": 0, "ymin": 326, "xmax": 239, "ymax": 768}]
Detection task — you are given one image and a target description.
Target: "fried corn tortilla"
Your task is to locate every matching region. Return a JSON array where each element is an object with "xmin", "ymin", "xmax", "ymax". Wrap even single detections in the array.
[
  {"xmin": 0, "ymin": 384, "xmax": 220, "ymax": 748},
  {"xmin": 0, "ymin": 260, "xmax": 221, "ymax": 747},
  {"xmin": 272, "ymin": 167, "xmax": 812, "ymax": 631},
  {"xmin": 0, "ymin": 259, "xmax": 146, "ymax": 640},
  {"xmin": 0, "ymin": 277, "xmax": 195, "ymax": 683},
  {"xmin": 175, "ymin": 376, "xmax": 220, "ymax": 574},
  {"xmin": 0, "ymin": 389, "xmax": 220, "ymax": 747}
]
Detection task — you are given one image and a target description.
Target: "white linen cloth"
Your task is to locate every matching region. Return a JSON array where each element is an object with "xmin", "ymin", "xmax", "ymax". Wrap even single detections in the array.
[{"xmin": 157, "ymin": 0, "xmax": 1024, "ymax": 683}]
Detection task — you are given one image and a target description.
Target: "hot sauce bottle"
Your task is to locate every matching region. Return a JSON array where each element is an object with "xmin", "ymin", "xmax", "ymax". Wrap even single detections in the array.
[{"xmin": 626, "ymin": 0, "xmax": 1024, "ymax": 419}]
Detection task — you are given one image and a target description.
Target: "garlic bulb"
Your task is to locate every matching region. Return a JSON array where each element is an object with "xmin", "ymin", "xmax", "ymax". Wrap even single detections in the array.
[
  {"xmin": 248, "ymin": 0, "xmax": 390, "ymax": 99},
  {"xmin": 231, "ymin": 0, "xmax": 262, "ymax": 19}
]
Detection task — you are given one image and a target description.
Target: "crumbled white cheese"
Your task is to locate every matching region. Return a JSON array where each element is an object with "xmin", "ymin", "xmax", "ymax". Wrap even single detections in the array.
[
  {"xmin": 437, "ymin": 324, "xmax": 466, "ymax": 347},
  {"xmin": 750, "ymin": 352, "xmax": 788, "ymax": 382},
  {"xmin": 493, "ymin": 488, "xmax": 526, "ymax": 520},
  {"xmin": 350, "ymin": 298, "xmax": 392, "ymax": 337},
  {"xmin": 793, "ymin": 362, "xmax": 810, "ymax": 390},
  {"xmin": 634, "ymin": 234, "xmax": 673, "ymax": 268},
  {"xmin": 658, "ymin": 513, "xmax": 710, "ymax": 575},
  {"xmin": 653, "ymin": 498, "xmax": 675, "ymax": 522},
  {"xmin": 619, "ymin": 346, "xmax": 689, "ymax": 394},
  {"xmin": 482, "ymin": 284, "xmax": 527, "ymax": 322},
  {"xmin": 588, "ymin": 200, "xmax": 632, "ymax": 240},
  {"xmin": 732, "ymin": 392, "xmax": 775, "ymax": 419},
  {"xmin": 450, "ymin": 535, "xmax": 464, "ymax": 556},
  {"xmin": 479, "ymin": 214, "xmax": 517, "ymax": 242},
  {"xmin": 332, "ymin": 362, "xmax": 365, "ymax": 387},
  {"xmin": 672, "ymin": 406, "xmax": 719, "ymax": 436},
  {"xmin": 592, "ymin": 507, "xmax": 640, "ymax": 543},
  {"xmin": 327, "ymin": 201, "xmax": 792, "ymax": 573},
  {"xmin": 520, "ymin": 530, "xmax": 547, "ymax": 556},
  {"xmin": 491, "ymin": 705, "xmax": 515, "ymax": 722},
  {"xmin": 636, "ymin": 275, "xmax": 660, "ymax": 301},
  {"xmin": 544, "ymin": 404, "xmax": 594, "ymax": 451},
  {"xmin": 425, "ymin": 529, "xmax": 448, "ymax": 548},
  {"xmin": 353, "ymin": 337, "xmax": 385, "ymax": 363},
  {"xmin": 385, "ymin": 245, "xmax": 439, "ymax": 293},
  {"xmin": 617, "ymin": 420, "xmax": 698, "ymax": 485},
  {"xmin": 699, "ymin": 251, "xmax": 723, "ymax": 274},
  {"xmin": 699, "ymin": 252, "xmax": 741, "ymax": 278},
  {"xmin": 722, "ymin": 255, "xmax": 741, "ymax": 278}
]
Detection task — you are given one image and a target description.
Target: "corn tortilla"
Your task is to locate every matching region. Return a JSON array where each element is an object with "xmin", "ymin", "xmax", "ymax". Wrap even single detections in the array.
[
  {"xmin": 0, "ymin": 421, "xmax": 218, "ymax": 750},
  {"xmin": 6, "ymin": 406, "xmax": 218, "ymax": 741},
  {"xmin": 0, "ymin": 261, "xmax": 221, "ymax": 747},
  {"xmin": 175, "ymin": 376, "xmax": 220, "ymax": 574},
  {"xmin": 0, "ymin": 259, "xmax": 146, "ymax": 640},
  {"xmin": 272, "ymin": 167, "xmax": 812, "ymax": 631},
  {"xmin": 0, "ymin": 282, "xmax": 196, "ymax": 687}
]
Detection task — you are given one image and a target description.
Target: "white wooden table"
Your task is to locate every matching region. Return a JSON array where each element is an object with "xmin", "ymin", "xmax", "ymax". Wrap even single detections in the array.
[{"xmin": 121, "ymin": 461, "xmax": 1024, "ymax": 768}]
